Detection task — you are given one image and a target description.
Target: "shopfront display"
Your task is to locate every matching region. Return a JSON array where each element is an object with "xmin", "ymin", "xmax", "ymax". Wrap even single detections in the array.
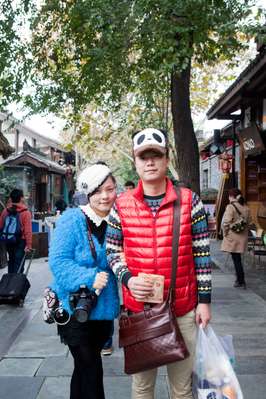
[{"xmin": 245, "ymin": 156, "xmax": 266, "ymax": 203}]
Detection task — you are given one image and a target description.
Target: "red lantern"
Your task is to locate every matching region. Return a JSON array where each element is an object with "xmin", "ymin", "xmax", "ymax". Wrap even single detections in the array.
[{"xmin": 219, "ymin": 152, "xmax": 233, "ymax": 174}]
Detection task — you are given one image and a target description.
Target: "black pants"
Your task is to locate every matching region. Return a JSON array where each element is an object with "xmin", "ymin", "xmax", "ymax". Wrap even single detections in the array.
[
  {"xmin": 231, "ymin": 252, "xmax": 245, "ymax": 284},
  {"xmin": 68, "ymin": 320, "xmax": 113, "ymax": 399},
  {"xmin": 6, "ymin": 239, "xmax": 26, "ymax": 274}
]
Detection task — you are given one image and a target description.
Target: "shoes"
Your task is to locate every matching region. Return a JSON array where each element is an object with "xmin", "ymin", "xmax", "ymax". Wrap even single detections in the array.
[
  {"xmin": 101, "ymin": 347, "xmax": 113, "ymax": 356},
  {"xmin": 234, "ymin": 281, "xmax": 247, "ymax": 289}
]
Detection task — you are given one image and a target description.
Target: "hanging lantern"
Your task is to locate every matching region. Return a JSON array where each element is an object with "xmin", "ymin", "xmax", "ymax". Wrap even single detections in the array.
[{"xmin": 219, "ymin": 152, "xmax": 233, "ymax": 175}]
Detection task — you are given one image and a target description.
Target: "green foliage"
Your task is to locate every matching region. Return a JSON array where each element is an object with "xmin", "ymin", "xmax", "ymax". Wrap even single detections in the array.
[
  {"xmin": 113, "ymin": 157, "xmax": 138, "ymax": 188},
  {"xmin": 0, "ymin": 0, "xmax": 262, "ymax": 116},
  {"xmin": 0, "ymin": 1, "xmax": 35, "ymax": 107},
  {"xmin": 0, "ymin": 166, "xmax": 16, "ymax": 207},
  {"xmin": 0, "ymin": 1, "xmax": 264, "ymax": 190}
]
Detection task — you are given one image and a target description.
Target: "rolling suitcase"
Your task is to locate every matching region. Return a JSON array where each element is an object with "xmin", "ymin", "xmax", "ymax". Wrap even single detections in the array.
[{"xmin": 0, "ymin": 250, "xmax": 35, "ymax": 307}]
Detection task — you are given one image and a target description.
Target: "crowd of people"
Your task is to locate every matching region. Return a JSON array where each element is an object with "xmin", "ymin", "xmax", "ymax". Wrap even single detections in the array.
[{"xmin": 0, "ymin": 127, "xmax": 253, "ymax": 399}]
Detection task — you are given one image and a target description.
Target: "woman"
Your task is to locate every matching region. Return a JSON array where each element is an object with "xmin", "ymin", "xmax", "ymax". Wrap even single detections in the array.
[
  {"xmin": 48, "ymin": 163, "xmax": 120, "ymax": 399},
  {"xmin": 221, "ymin": 188, "xmax": 251, "ymax": 289}
]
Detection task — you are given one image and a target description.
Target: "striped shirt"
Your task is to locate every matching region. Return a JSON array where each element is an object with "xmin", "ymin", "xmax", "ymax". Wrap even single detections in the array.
[{"xmin": 106, "ymin": 192, "xmax": 212, "ymax": 303}]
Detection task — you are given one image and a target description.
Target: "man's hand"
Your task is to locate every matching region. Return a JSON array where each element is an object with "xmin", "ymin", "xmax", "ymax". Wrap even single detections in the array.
[
  {"xmin": 195, "ymin": 303, "xmax": 211, "ymax": 328},
  {"xmin": 93, "ymin": 272, "xmax": 109, "ymax": 290},
  {"xmin": 24, "ymin": 247, "xmax": 32, "ymax": 253},
  {"xmin": 128, "ymin": 276, "xmax": 154, "ymax": 301}
]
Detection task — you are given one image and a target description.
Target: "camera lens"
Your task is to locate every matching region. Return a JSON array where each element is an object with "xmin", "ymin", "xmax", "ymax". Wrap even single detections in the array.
[
  {"xmin": 72, "ymin": 288, "xmax": 97, "ymax": 323},
  {"xmin": 74, "ymin": 307, "xmax": 90, "ymax": 323},
  {"xmin": 54, "ymin": 307, "xmax": 70, "ymax": 325}
]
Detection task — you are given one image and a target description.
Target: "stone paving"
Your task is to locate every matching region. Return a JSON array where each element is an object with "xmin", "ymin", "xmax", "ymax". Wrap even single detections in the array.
[{"xmin": 0, "ymin": 241, "xmax": 266, "ymax": 398}]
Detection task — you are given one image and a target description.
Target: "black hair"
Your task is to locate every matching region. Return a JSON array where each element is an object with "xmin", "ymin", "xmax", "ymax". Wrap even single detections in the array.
[
  {"xmin": 228, "ymin": 188, "xmax": 245, "ymax": 206},
  {"xmin": 124, "ymin": 180, "xmax": 135, "ymax": 188},
  {"xmin": 10, "ymin": 189, "xmax": 24, "ymax": 203}
]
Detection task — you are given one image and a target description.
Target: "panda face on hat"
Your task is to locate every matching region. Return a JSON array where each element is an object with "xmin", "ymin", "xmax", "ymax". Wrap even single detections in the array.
[{"xmin": 133, "ymin": 128, "xmax": 167, "ymax": 156}]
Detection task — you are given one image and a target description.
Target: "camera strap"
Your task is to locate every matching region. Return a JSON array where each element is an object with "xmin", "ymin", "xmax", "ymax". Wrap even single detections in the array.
[{"xmin": 83, "ymin": 214, "xmax": 97, "ymax": 261}]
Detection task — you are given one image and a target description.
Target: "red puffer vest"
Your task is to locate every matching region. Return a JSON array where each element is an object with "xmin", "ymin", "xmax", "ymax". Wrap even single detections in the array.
[{"xmin": 116, "ymin": 178, "xmax": 198, "ymax": 317}]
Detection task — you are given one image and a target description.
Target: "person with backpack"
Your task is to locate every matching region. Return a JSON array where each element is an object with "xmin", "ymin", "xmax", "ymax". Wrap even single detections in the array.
[{"xmin": 0, "ymin": 189, "xmax": 32, "ymax": 273}]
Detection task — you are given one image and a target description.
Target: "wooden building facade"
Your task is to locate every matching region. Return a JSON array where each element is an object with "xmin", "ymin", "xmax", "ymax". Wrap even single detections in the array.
[{"xmin": 207, "ymin": 42, "xmax": 266, "ymax": 229}]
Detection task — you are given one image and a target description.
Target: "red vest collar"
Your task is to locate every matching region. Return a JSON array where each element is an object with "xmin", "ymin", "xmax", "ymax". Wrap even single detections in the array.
[{"xmin": 133, "ymin": 178, "xmax": 178, "ymax": 207}]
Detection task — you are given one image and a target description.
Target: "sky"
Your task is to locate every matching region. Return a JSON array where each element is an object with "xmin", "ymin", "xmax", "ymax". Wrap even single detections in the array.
[
  {"xmin": 23, "ymin": 114, "xmax": 65, "ymax": 141},
  {"xmin": 6, "ymin": 105, "xmax": 65, "ymax": 142}
]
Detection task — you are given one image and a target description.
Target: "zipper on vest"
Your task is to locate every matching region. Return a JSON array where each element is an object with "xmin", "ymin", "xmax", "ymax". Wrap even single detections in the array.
[
  {"xmin": 142, "ymin": 199, "xmax": 164, "ymax": 273},
  {"xmin": 153, "ymin": 213, "xmax": 158, "ymax": 273}
]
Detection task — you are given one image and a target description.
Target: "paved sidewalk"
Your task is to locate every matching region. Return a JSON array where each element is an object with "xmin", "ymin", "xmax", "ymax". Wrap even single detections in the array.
[
  {"xmin": 0, "ymin": 249, "xmax": 266, "ymax": 398},
  {"xmin": 211, "ymin": 238, "xmax": 266, "ymax": 301}
]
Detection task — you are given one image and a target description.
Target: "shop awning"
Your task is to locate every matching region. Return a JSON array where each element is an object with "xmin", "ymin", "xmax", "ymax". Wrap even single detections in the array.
[
  {"xmin": 1, "ymin": 151, "xmax": 66, "ymax": 175},
  {"xmin": 207, "ymin": 48, "xmax": 266, "ymax": 120}
]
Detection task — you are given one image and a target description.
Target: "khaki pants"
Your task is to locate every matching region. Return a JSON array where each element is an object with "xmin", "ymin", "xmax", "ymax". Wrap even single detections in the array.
[{"xmin": 132, "ymin": 310, "xmax": 197, "ymax": 399}]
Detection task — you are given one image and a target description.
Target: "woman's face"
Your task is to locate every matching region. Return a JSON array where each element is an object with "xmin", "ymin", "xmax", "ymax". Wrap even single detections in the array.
[{"xmin": 89, "ymin": 176, "xmax": 117, "ymax": 217}]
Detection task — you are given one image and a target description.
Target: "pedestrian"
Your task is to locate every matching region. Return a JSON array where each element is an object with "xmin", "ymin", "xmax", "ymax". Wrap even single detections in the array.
[
  {"xmin": 101, "ymin": 321, "xmax": 114, "ymax": 356},
  {"xmin": 124, "ymin": 180, "xmax": 135, "ymax": 191},
  {"xmin": 54, "ymin": 196, "xmax": 67, "ymax": 214},
  {"xmin": 106, "ymin": 128, "xmax": 212, "ymax": 399},
  {"xmin": 48, "ymin": 162, "xmax": 120, "ymax": 399},
  {"xmin": 221, "ymin": 188, "xmax": 251, "ymax": 289},
  {"xmin": 0, "ymin": 189, "xmax": 32, "ymax": 273}
]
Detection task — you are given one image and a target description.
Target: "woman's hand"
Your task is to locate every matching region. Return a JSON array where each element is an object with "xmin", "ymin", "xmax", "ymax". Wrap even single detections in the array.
[{"xmin": 93, "ymin": 272, "xmax": 109, "ymax": 290}]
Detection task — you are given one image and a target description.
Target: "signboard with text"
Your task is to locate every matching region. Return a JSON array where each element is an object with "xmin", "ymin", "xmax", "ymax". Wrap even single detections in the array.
[{"xmin": 238, "ymin": 124, "xmax": 265, "ymax": 157}]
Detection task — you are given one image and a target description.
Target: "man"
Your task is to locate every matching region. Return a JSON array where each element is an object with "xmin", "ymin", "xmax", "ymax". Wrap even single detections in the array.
[
  {"xmin": 0, "ymin": 189, "xmax": 32, "ymax": 273},
  {"xmin": 124, "ymin": 180, "xmax": 135, "ymax": 191},
  {"xmin": 107, "ymin": 128, "xmax": 211, "ymax": 399}
]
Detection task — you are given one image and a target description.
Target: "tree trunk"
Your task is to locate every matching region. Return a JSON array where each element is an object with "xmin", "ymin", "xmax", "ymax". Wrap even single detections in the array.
[{"xmin": 171, "ymin": 63, "xmax": 200, "ymax": 194}]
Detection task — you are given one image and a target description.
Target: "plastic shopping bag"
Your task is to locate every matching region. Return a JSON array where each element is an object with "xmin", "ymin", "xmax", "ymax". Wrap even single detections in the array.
[
  {"xmin": 218, "ymin": 334, "xmax": 235, "ymax": 369},
  {"xmin": 193, "ymin": 325, "xmax": 243, "ymax": 399}
]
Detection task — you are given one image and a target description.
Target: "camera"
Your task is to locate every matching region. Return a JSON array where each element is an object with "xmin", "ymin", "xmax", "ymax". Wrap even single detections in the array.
[
  {"xmin": 70, "ymin": 285, "xmax": 98, "ymax": 323},
  {"xmin": 43, "ymin": 287, "xmax": 70, "ymax": 325}
]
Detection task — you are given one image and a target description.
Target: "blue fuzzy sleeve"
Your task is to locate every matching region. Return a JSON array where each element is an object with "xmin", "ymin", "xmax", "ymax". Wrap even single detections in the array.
[{"xmin": 48, "ymin": 210, "xmax": 97, "ymax": 293}]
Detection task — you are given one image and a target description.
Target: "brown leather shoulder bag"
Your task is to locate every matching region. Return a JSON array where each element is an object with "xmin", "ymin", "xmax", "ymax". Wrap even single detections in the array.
[{"xmin": 119, "ymin": 187, "xmax": 190, "ymax": 374}]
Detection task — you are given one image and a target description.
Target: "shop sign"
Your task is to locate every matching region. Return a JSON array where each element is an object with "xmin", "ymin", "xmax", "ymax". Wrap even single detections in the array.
[{"xmin": 238, "ymin": 124, "xmax": 265, "ymax": 156}]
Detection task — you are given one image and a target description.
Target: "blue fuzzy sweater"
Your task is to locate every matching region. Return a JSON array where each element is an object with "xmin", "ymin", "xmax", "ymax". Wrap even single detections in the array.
[{"xmin": 48, "ymin": 208, "xmax": 120, "ymax": 320}]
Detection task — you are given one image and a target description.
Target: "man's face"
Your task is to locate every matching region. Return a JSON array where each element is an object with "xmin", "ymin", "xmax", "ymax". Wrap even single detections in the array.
[{"xmin": 134, "ymin": 150, "xmax": 169, "ymax": 184}]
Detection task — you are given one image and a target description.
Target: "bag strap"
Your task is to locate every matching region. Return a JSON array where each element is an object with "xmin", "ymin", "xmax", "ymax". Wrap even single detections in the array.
[
  {"xmin": 167, "ymin": 186, "xmax": 181, "ymax": 303},
  {"xmin": 231, "ymin": 202, "xmax": 243, "ymax": 217},
  {"xmin": 83, "ymin": 213, "xmax": 97, "ymax": 261}
]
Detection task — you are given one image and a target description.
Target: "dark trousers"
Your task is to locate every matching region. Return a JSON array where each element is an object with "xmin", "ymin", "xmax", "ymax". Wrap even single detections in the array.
[
  {"xmin": 103, "ymin": 320, "xmax": 114, "ymax": 349},
  {"xmin": 231, "ymin": 252, "xmax": 245, "ymax": 284},
  {"xmin": 6, "ymin": 239, "xmax": 26, "ymax": 274},
  {"xmin": 68, "ymin": 320, "xmax": 113, "ymax": 399}
]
